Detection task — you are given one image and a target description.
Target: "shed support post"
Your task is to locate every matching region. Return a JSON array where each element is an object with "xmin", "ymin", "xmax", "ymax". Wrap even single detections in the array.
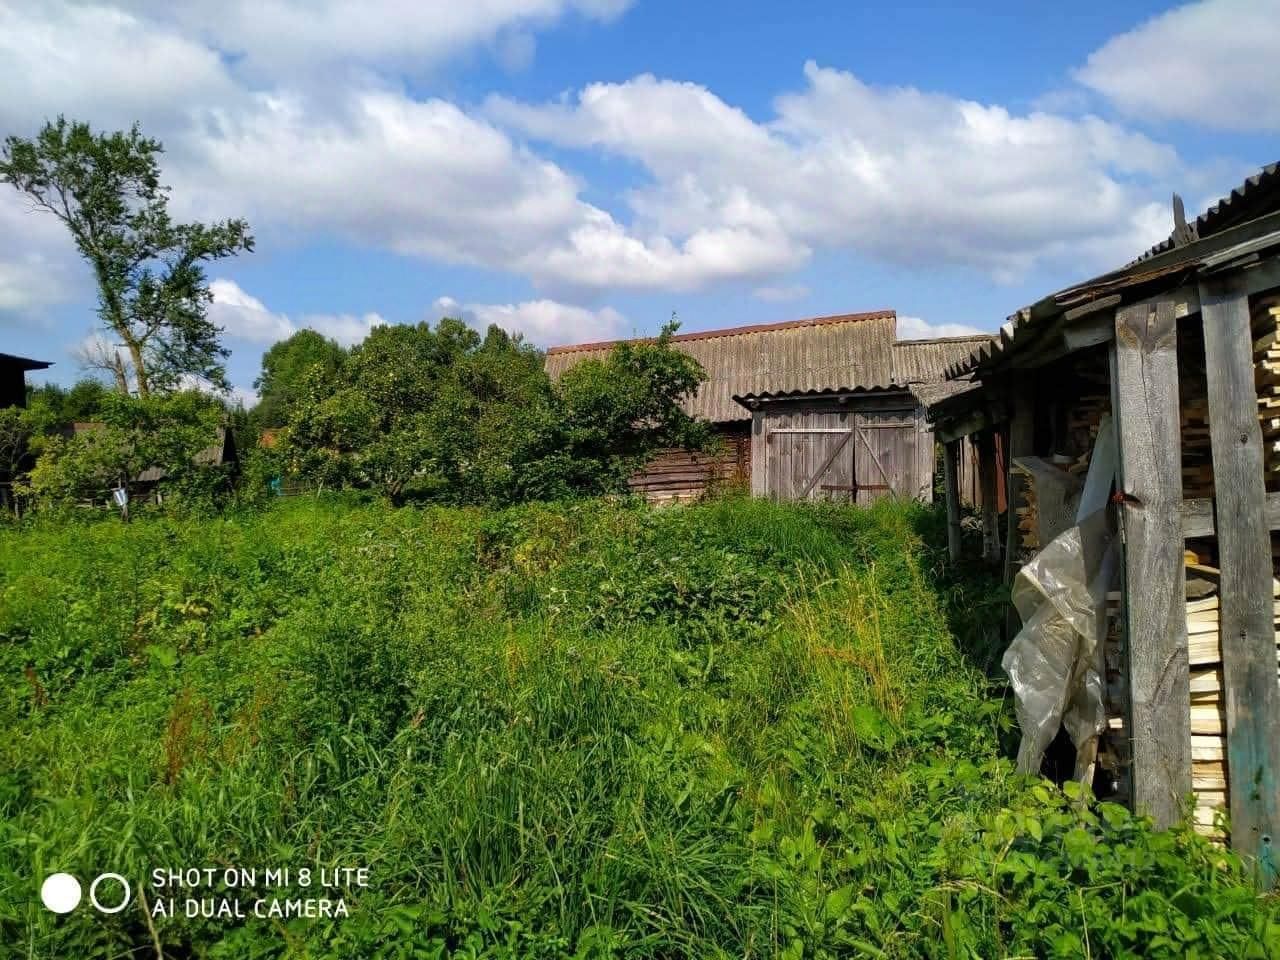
[
  {"xmin": 1003, "ymin": 377, "xmax": 1034, "ymax": 636},
  {"xmin": 1111, "ymin": 299, "xmax": 1191, "ymax": 830},
  {"xmin": 1200, "ymin": 273, "xmax": 1280, "ymax": 885},
  {"xmin": 977, "ymin": 429, "xmax": 1000, "ymax": 565},
  {"xmin": 943, "ymin": 439, "xmax": 962, "ymax": 562}
]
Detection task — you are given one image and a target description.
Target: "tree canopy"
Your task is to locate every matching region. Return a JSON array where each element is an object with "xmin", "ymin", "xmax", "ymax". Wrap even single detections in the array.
[
  {"xmin": 254, "ymin": 330, "xmax": 346, "ymax": 428},
  {"xmin": 0, "ymin": 118, "xmax": 252, "ymax": 396},
  {"xmin": 276, "ymin": 318, "xmax": 709, "ymax": 505}
]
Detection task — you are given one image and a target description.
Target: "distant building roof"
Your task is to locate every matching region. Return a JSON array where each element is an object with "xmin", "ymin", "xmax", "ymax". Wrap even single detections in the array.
[
  {"xmin": 0, "ymin": 352, "xmax": 52, "ymax": 371},
  {"xmin": 732, "ymin": 334, "xmax": 995, "ymax": 407},
  {"xmin": 545, "ymin": 310, "xmax": 898, "ymax": 423}
]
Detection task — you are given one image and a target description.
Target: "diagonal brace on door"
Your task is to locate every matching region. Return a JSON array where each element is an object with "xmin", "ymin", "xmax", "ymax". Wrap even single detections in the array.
[
  {"xmin": 798, "ymin": 429, "xmax": 855, "ymax": 499},
  {"xmin": 853, "ymin": 427, "xmax": 896, "ymax": 497}
]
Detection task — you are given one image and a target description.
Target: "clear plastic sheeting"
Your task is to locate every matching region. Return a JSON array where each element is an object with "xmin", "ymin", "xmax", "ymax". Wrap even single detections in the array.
[{"xmin": 1002, "ymin": 415, "xmax": 1119, "ymax": 781}]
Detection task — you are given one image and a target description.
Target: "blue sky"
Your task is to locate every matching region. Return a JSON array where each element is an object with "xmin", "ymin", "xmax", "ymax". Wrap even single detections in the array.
[{"xmin": 1, "ymin": 0, "xmax": 1277, "ymax": 404}]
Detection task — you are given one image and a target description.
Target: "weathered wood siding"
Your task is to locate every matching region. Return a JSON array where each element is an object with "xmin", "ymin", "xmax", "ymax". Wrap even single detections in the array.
[
  {"xmin": 748, "ymin": 394, "xmax": 933, "ymax": 503},
  {"xmin": 627, "ymin": 424, "xmax": 750, "ymax": 504}
]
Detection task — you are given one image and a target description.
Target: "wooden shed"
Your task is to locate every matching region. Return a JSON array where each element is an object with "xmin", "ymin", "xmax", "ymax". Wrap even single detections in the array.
[
  {"xmin": 930, "ymin": 162, "xmax": 1280, "ymax": 882},
  {"xmin": 0, "ymin": 352, "xmax": 51, "ymax": 409},
  {"xmin": 546, "ymin": 313, "xmax": 990, "ymax": 504}
]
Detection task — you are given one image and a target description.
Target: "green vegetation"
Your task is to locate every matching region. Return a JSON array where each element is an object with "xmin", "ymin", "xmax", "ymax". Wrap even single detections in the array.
[
  {"xmin": 0, "ymin": 118, "xmax": 253, "ymax": 395},
  {"xmin": 2, "ymin": 497, "xmax": 1275, "ymax": 958},
  {"xmin": 274, "ymin": 318, "xmax": 709, "ymax": 505}
]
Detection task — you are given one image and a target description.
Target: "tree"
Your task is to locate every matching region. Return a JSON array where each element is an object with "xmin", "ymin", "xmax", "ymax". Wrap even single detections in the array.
[
  {"xmin": 24, "ymin": 391, "xmax": 226, "ymax": 506},
  {"xmin": 278, "ymin": 316, "xmax": 709, "ymax": 506},
  {"xmin": 25, "ymin": 378, "xmax": 110, "ymax": 427},
  {"xmin": 254, "ymin": 330, "xmax": 347, "ymax": 428},
  {"xmin": 282, "ymin": 319, "xmax": 485, "ymax": 502},
  {"xmin": 0, "ymin": 118, "xmax": 253, "ymax": 396},
  {"xmin": 553, "ymin": 320, "xmax": 710, "ymax": 490}
]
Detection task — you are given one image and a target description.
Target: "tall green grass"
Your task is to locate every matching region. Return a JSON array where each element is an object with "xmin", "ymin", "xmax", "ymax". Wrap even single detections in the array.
[{"xmin": 0, "ymin": 495, "xmax": 1275, "ymax": 958}]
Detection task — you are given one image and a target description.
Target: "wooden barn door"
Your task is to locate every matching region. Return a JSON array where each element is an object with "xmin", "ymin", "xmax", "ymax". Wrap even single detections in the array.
[
  {"xmin": 852, "ymin": 408, "xmax": 919, "ymax": 504},
  {"xmin": 764, "ymin": 411, "xmax": 857, "ymax": 501}
]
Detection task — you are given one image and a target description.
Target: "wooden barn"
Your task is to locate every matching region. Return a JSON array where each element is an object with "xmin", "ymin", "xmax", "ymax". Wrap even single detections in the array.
[
  {"xmin": 930, "ymin": 161, "xmax": 1280, "ymax": 881},
  {"xmin": 545, "ymin": 312, "xmax": 990, "ymax": 504}
]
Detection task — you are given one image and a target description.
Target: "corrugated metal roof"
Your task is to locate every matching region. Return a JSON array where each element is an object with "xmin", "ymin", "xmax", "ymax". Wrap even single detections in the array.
[
  {"xmin": 1131, "ymin": 161, "xmax": 1280, "ymax": 266},
  {"xmin": 0, "ymin": 352, "xmax": 52, "ymax": 371},
  {"xmin": 545, "ymin": 311, "xmax": 898, "ymax": 423},
  {"xmin": 892, "ymin": 335, "xmax": 995, "ymax": 384},
  {"xmin": 946, "ymin": 160, "xmax": 1280, "ymax": 380}
]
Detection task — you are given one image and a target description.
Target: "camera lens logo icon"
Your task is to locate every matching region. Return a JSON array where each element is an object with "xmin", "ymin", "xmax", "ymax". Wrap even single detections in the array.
[
  {"xmin": 40, "ymin": 874, "xmax": 81, "ymax": 913},
  {"xmin": 41, "ymin": 873, "xmax": 131, "ymax": 914}
]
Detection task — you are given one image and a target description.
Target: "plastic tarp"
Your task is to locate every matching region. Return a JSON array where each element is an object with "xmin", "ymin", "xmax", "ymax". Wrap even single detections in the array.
[{"xmin": 1002, "ymin": 416, "xmax": 1119, "ymax": 781}]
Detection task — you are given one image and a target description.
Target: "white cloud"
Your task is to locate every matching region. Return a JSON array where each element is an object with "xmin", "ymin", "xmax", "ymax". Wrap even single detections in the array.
[
  {"xmin": 432, "ymin": 295, "xmax": 626, "ymax": 346},
  {"xmin": 753, "ymin": 284, "xmax": 809, "ymax": 302},
  {"xmin": 209, "ymin": 279, "xmax": 385, "ymax": 347},
  {"xmin": 207, "ymin": 280, "xmax": 295, "ymax": 344},
  {"xmin": 489, "ymin": 63, "xmax": 1180, "ymax": 283},
  {"xmin": 1076, "ymin": 0, "xmax": 1280, "ymax": 132},
  {"xmin": 127, "ymin": 0, "xmax": 632, "ymax": 84},
  {"xmin": 896, "ymin": 316, "xmax": 988, "ymax": 340},
  {"xmin": 0, "ymin": 192, "xmax": 83, "ymax": 321},
  {"xmin": 0, "ymin": 2, "xmax": 236, "ymax": 134},
  {"xmin": 0, "ymin": 2, "xmax": 1214, "ymax": 318}
]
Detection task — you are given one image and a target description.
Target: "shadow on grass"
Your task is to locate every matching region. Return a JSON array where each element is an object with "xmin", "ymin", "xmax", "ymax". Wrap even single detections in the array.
[{"xmin": 908, "ymin": 503, "xmax": 1020, "ymax": 757}]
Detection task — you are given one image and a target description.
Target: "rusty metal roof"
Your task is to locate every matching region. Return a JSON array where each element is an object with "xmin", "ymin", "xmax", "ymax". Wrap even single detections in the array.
[
  {"xmin": 545, "ymin": 311, "xmax": 898, "ymax": 423},
  {"xmin": 946, "ymin": 160, "xmax": 1280, "ymax": 380}
]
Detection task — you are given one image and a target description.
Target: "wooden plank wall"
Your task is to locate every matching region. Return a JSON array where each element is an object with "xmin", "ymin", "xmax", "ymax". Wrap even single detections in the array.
[{"xmin": 627, "ymin": 425, "xmax": 749, "ymax": 504}]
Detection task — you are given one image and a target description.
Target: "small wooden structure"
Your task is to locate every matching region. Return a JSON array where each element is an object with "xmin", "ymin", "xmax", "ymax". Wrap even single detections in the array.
[
  {"xmin": 0, "ymin": 352, "xmax": 51, "ymax": 409},
  {"xmin": 547, "ymin": 313, "xmax": 990, "ymax": 504},
  {"xmin": 931, "ymin": 162, "xmax": 1280, "ymax": 880}
]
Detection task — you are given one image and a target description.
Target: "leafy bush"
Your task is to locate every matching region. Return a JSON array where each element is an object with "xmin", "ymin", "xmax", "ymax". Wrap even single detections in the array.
[
  {"xmin": 1, "ymin": 499, "xmax": 1275, "ymax": 958},
  {"xmin": 278, "ymin": 319, "xmax": 709, "ymax": 505}
]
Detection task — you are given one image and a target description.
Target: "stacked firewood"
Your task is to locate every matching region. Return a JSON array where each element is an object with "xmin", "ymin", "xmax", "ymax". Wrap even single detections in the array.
[
  {"xmin": 1253, "ymin": 297, "xmax": 1280, "ymax": 493},
  {"xmin": 1104, "ymin": 567, "xmax": 1280, "ymax": 841},
  {"xmin": 1064, "ymin": 394, "xmax": 1110, "ymax": 473},
  {"xmin": 1180, "ymin": 398, "xmax": 1215, "ymax": 499},
  {"xmin": 1013, "ymin": 465, "xmax": 1039, "ymax": 550}
]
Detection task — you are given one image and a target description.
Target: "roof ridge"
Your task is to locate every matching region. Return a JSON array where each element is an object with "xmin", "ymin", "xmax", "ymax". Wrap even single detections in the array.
[
  {"xmin": 894, "ymin": 334, "xmax": 995, "ymax": 345},
  {"xmin": 545, "ymin": 309, "xmax": 896, "ymax": 355}
]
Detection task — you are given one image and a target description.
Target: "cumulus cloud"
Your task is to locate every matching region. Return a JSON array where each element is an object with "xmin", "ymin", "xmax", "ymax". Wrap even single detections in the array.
[
  {"xmin": 896, "ymin": 316, "xmax": 988, "ymax": 340},
  {"xmin": 127, "ymin": 0, "xmax": 632, "ymax": 83},
  {"xmin": 0, "ymin": 192, "xmax": 83, "ymax": 321},
  {"xmin": 432, "ymin": 295, "xmax": 626, "ymax": 346},
  {"xmin": 209, "ymin": 279, "xmax": 385, "ymax": 347},
  {"xmin": 0, "ymin": 2, "xmax": 236, "ymax": 134},
  {"xmin": 0, "ymin": 1, "xmax": 1212, "ymax": 319},
  {"xmin": 490, "ymin": 63, "xmax": 1178, "ymax": 283},
  {"xmin": 1075, "ymin": 0, "xmax": 1280, "ymax": 132}
]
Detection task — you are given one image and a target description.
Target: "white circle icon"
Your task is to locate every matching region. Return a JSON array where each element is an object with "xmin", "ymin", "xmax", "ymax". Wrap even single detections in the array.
[
  {"xmin": 89, "ymin": 873, "xmax": 131, "ymax": 914},
  {"xmin": 41, "ymin": 873, "xmax": 82, "ymax": 913}
]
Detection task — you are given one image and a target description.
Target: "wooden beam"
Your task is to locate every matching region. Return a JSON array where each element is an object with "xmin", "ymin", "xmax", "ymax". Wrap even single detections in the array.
[
  {"xmin": 1200, "ymin": 272, "xmax": 1280, "ymax": 884},
  {"xmin": 1003, "ymin": 377, "xmax": 1034, "ymax": 635},
  {"xmin": 943, "ymin": 439, "xmax": 962, "ymax": 562},
  {"xmin": 1062, "ymin": 307, "xmax": 1118, "ymax": 351},
  {"xmin": 1181, "ymin": 491, "xmax": 1280, "ymax": 538},
  {"xmin": 1111, "ymin": 298, "xmax": 1191, "ymax": 830},
  {"xmin": 977, "ymin": 429, "xmax": 1000, "ymax": 565}
]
